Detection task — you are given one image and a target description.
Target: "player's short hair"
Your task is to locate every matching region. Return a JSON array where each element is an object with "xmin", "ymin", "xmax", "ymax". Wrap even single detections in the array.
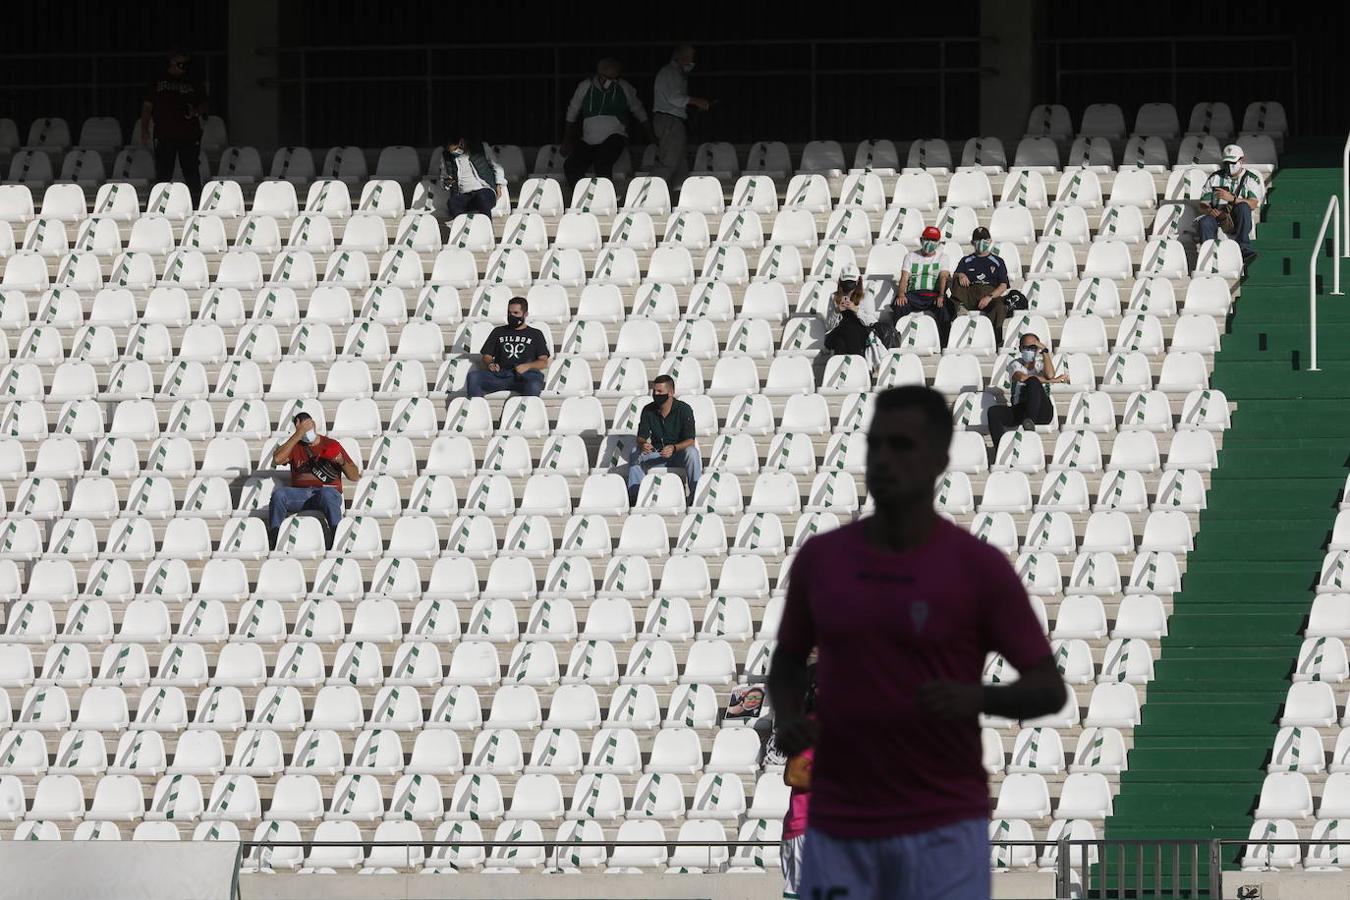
[
  {"xmin": 507, "ymin": 296, "xmax": 528, "ymax": 312},
  {"xmin": 871, "ymin": 386, "xmax": 953, "ymax": 449},
  {"xmin": 292, "ymin": 412, "xmax": 313, "ymax": 425},
  {"xmin": 651, "ymin": 374, "xmax": 675, "ymax": 390}
]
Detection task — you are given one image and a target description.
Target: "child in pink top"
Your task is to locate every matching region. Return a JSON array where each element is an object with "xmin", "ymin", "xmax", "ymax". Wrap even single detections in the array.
[{"xmin": 779, "ymin": 673, "xmax": 816, "ymax": 898}]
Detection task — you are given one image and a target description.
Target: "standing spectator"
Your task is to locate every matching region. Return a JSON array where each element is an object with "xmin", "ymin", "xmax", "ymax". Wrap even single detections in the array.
[
  {"xmin": 986, "ymin": 332, "xmax": 1068, "ymax": 447},
  {"xmin": 824, "ymin": 268, "xmax": 883, "ymax": 367},
  {"xmin": 651, "ymin": 44, "xmax": 713, "ymax": 185},
  {"xmin": 1198, "ymin": 144, "xmax": 1261, "ymax": 266},
  {"xmin": 950, "ymin": 226, "xmax": 1011, "ymax": 343},
  {"xmin": 465, "ymin": 297, "xmax": 552, "ymax": 398},
  {"xmin": 433, "ymin": 133, "xmax": 507, "ymax": 222},
  {"xmin": 627, "ymin": 375, "xmax": 702, "ymax": 507},
  {"xmin": 894, "ymin": 225, "xmax": 952, "ymax": 347},
  {"xmin": 268, "ymin": 412, "xmax": 359, "ymax": 550},
  {"xmin": 562, "ymin": 58, "xmax": 653, "ymax": 193},
  {"xmin": 767, "ymin": 385, "xmax": 1066, "ymax": 900},
  {"xmin": 139, "ymin": 49, "xmax": 208, "ymax": 206}
]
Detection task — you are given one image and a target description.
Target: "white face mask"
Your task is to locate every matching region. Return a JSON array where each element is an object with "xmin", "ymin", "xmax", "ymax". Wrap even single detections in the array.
[
  {"xmin": 1020, "ymin": 348, "xmax": 1037, "ymax": 363},
  {"xmin": 681, "ymin": 61, "xmax": 695, "ymax": 73},
  {"xmin": 300, "ymin": 430, "xmax": 318, "ymax": 444}
]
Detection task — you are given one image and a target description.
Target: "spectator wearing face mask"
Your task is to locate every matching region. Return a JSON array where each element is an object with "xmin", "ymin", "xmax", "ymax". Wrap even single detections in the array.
[
  {"xmin": 894, "ymin": 225, "xmax": 953, "ymax": 347},
  {"xmin": 650, "ymin": 44, "xmax": 713, "ymax": 184},
  {"xmin": 824, "ymin": 268, "xmax": 880, "ymax": 363},
  {"xmin": 433, "ymin": 132, "xmax": 507, "ymax": 221},
  {"xmin": 628, "ymin": 375, "xmax": 702, "ymax": 507},
  {"xmin": 139, "ymin": 49, "xmax": 208, "ymax": 206},
  {"xmin": 986, "ymin": 333, "xmax": 1069, "ymax": 447},
  {"xmin": 562, "ymin": 58, "xmax": 653, "ymax": 193},
  {"xmin": 465, "ymin": 297, "xmax": 552, "ymax": 398},
  {"xmin": 1198, "ymin": 144, "xmax": 1261, "ymax": 266},
  {"xmin": 950, "ymin": 226, "xmax": 1011, "ymax": 343},
  {"xmin": 268, "ymin": 412, "xmax": 359, "ymax": 549}
]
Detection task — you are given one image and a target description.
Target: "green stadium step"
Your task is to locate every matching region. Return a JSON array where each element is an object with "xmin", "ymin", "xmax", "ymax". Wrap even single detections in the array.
[{"xmin": 1108, "ymin": 166, "xmax": 1350, "ymax": 852}]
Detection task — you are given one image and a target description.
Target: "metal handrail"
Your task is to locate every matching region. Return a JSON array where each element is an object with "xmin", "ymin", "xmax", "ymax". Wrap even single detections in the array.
[
  {"xmin": 1343, "ymin": 132, "xmax": 1350, "ymax": 258},
  {"xmin": 1309, "ymin": 194, "xmax": 1343, "ymax": 372}
]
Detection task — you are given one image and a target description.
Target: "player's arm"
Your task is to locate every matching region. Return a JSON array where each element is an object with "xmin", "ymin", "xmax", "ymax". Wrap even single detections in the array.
[
  {"xmin": 783, "ymin": 753, "xmax": 812, "ymax": 790},
  {"xmin": 917, "ymin": 654, "xmax": 1066, "ymax": 721},
  {"xmin": 768, "ymin": 557, "xmax": 818, "ymax": 757}
]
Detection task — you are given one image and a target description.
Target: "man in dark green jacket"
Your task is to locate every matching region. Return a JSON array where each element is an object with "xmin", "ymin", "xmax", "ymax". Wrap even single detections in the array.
[{"xmin": 627, "ymin": 375, "xmax": 702, "ymax": 506}]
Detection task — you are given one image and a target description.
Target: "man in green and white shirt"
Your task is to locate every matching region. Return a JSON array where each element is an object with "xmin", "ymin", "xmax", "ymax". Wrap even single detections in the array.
[
  {"xmin": 894, "ymin": 224, "xmax": 953, "ymax": 346},
  {"xmin": 1198, "ymin": 143, "xmax": 1261, "ymax": 262},
  {"xmin": 562, "ymin": 58, "xmax": 651, "ymax": 193}
]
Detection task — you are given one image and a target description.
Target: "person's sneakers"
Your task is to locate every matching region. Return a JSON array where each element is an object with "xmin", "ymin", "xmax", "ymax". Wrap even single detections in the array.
[
  {"xmin": 1022, "ymin": 417, "xmax": 1036, "ymax": 432},
  {"xmin": 1241, "ymin": 248, "xmax": 1259, "ymax": 274}
]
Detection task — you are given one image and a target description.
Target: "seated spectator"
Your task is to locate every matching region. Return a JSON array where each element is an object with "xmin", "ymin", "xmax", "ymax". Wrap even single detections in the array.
[
  {"xmin": 432, "ymin": 132, "xmax": 507, "ymax": 221},
  {"xmin": 949, "ymin": 226, "xmax": 1011, "ymax": 342},
  {"xmin": 465, "ymin": 297, "xmax": 551, "ymax": 398},
  {"xmin": 1198, "ymin": 144, "xmax": 1260, "ymax": 266},
  {"xmin": 627, "ymin": 375, "xmax": 702, "ymax": 506},
  {"xmin": 268, "ymin": 412, "xmax": 359, "ymax": 549},
  {"xmin": 823, "ymin": 268, "xmax": 878, "ymax": 360},
  {"xmin": 894, "ymin": 225, "xmax": 952, "ymax": 347},
  {"xmin": 562, "ymin": 57, "xmax": 653, "ymax": 193},
  {"xmin": 986, "ymin": 333, "xmax": 1069, "ymax": 447}
]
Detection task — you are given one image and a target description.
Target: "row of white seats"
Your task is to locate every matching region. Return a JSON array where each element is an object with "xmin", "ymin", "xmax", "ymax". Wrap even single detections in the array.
[
  {"xmin": 0, "ymin": 542, "xmax": 1183, "ymax": 605},
  {"xmin": 0, "ymin": 723, "xmax": 774, "ymax": 778},
  {"xmin": 3, "ymin": 101, "xmax": 1286, "ymax": 161},
  {"xmin": 1, "ymin": 197, "xmax": 1228, "ymax": 265},
  {"xmin": 8, "ymin": 814, "xmax": 778, "ymax": 875},
  {"xmin": 0, "ymin": 768, "xmax": 791, "ymax": 825},
  {"xmin": 0, "ymin": 240, "xmax": 1237, "ymax": 304},
  {"xmin": 0, "ymin": 630, "xmax": 778, "ymax": 688},
  {"xmin": 0, "ymin": 678, "xmax": 1143, "ymax": 736},
  {"xmin": 0, "ymin": 500, "xmax": 1195, "ymax": 564},
  {"xmin": 0, "ymin": 630, "xmax": 1155, "ymax": 696},
  {"xmin": 0, "ymin": 680, "xmax": 759, "ymax": 731},
  {"xmin": 0, "ymin": 162, "xmax": 1255, "ymax": 230},
  {"xmin": 1255, "ymin": 771, "xmax": 1350, "ymax": 822},
  {"xmin": 0, "ymin": 468, "xmax": 1210, "ymax": 536},
  {"xmin": 0, "ymin": 278, "xmax": 1238, "ymax": 344},
  {"xmin": 1242, "ymin": 818, "xmax": 1350, "ymax": 872}
]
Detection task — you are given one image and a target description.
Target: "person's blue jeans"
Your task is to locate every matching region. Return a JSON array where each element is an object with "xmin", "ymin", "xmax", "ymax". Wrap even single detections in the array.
[
  {"xmin": 268, "ymin": 485, "xmax": 343, "ymax": 534},
  {"xmin": 626, "ymin": 446, "xmax": 703, "ymax": 505},
  {"xmin": 465, "ymin": 368, "xmax": 544, "ymax": 398},
  {"xmin": 446, "ymin": 187, "xmax": 497, "ymax": 219},
  {"xmin": 1197, "ymin": 202, "xmax": 1254, "ymax": 253}
]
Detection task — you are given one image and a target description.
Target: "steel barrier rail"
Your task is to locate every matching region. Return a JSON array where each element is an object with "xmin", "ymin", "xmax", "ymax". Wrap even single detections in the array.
[{"xmin": 1308, "ymin": 194, "xmax": 1343, "ymax": 372}]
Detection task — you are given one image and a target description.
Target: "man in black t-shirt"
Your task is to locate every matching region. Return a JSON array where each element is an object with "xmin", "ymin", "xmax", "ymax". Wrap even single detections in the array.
[
  {"xmin": 465, "ymin": 297, "xmax": 552, "ymax": 398},
  {"xmin": 950, "ymin": 226, "xmax": 1011, "ymax": 343},
  {"xmin": 139, "ymin": 49, "xmax": 208, "ymax": 206}
]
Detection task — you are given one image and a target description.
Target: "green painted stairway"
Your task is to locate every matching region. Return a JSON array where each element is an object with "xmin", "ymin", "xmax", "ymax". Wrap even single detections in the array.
[{"xmin": 1105, "ymin": 167, "xmax": 1350, "ymax": 872}]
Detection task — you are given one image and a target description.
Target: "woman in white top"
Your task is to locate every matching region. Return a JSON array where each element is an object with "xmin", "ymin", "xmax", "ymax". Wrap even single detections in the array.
[{"xmin": 987, "ymin": 332, "xmax": 1069, "ymax": 446}]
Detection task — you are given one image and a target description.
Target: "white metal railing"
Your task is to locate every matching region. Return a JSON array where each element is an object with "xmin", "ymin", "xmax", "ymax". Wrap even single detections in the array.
[
  {"xmin": 1309, "ymin": 195, "xmax": 1343, "ymax": 372},
  {"xmin": 1343, "ymin": 131, "xmax": 1350, "ymax": 257}
]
